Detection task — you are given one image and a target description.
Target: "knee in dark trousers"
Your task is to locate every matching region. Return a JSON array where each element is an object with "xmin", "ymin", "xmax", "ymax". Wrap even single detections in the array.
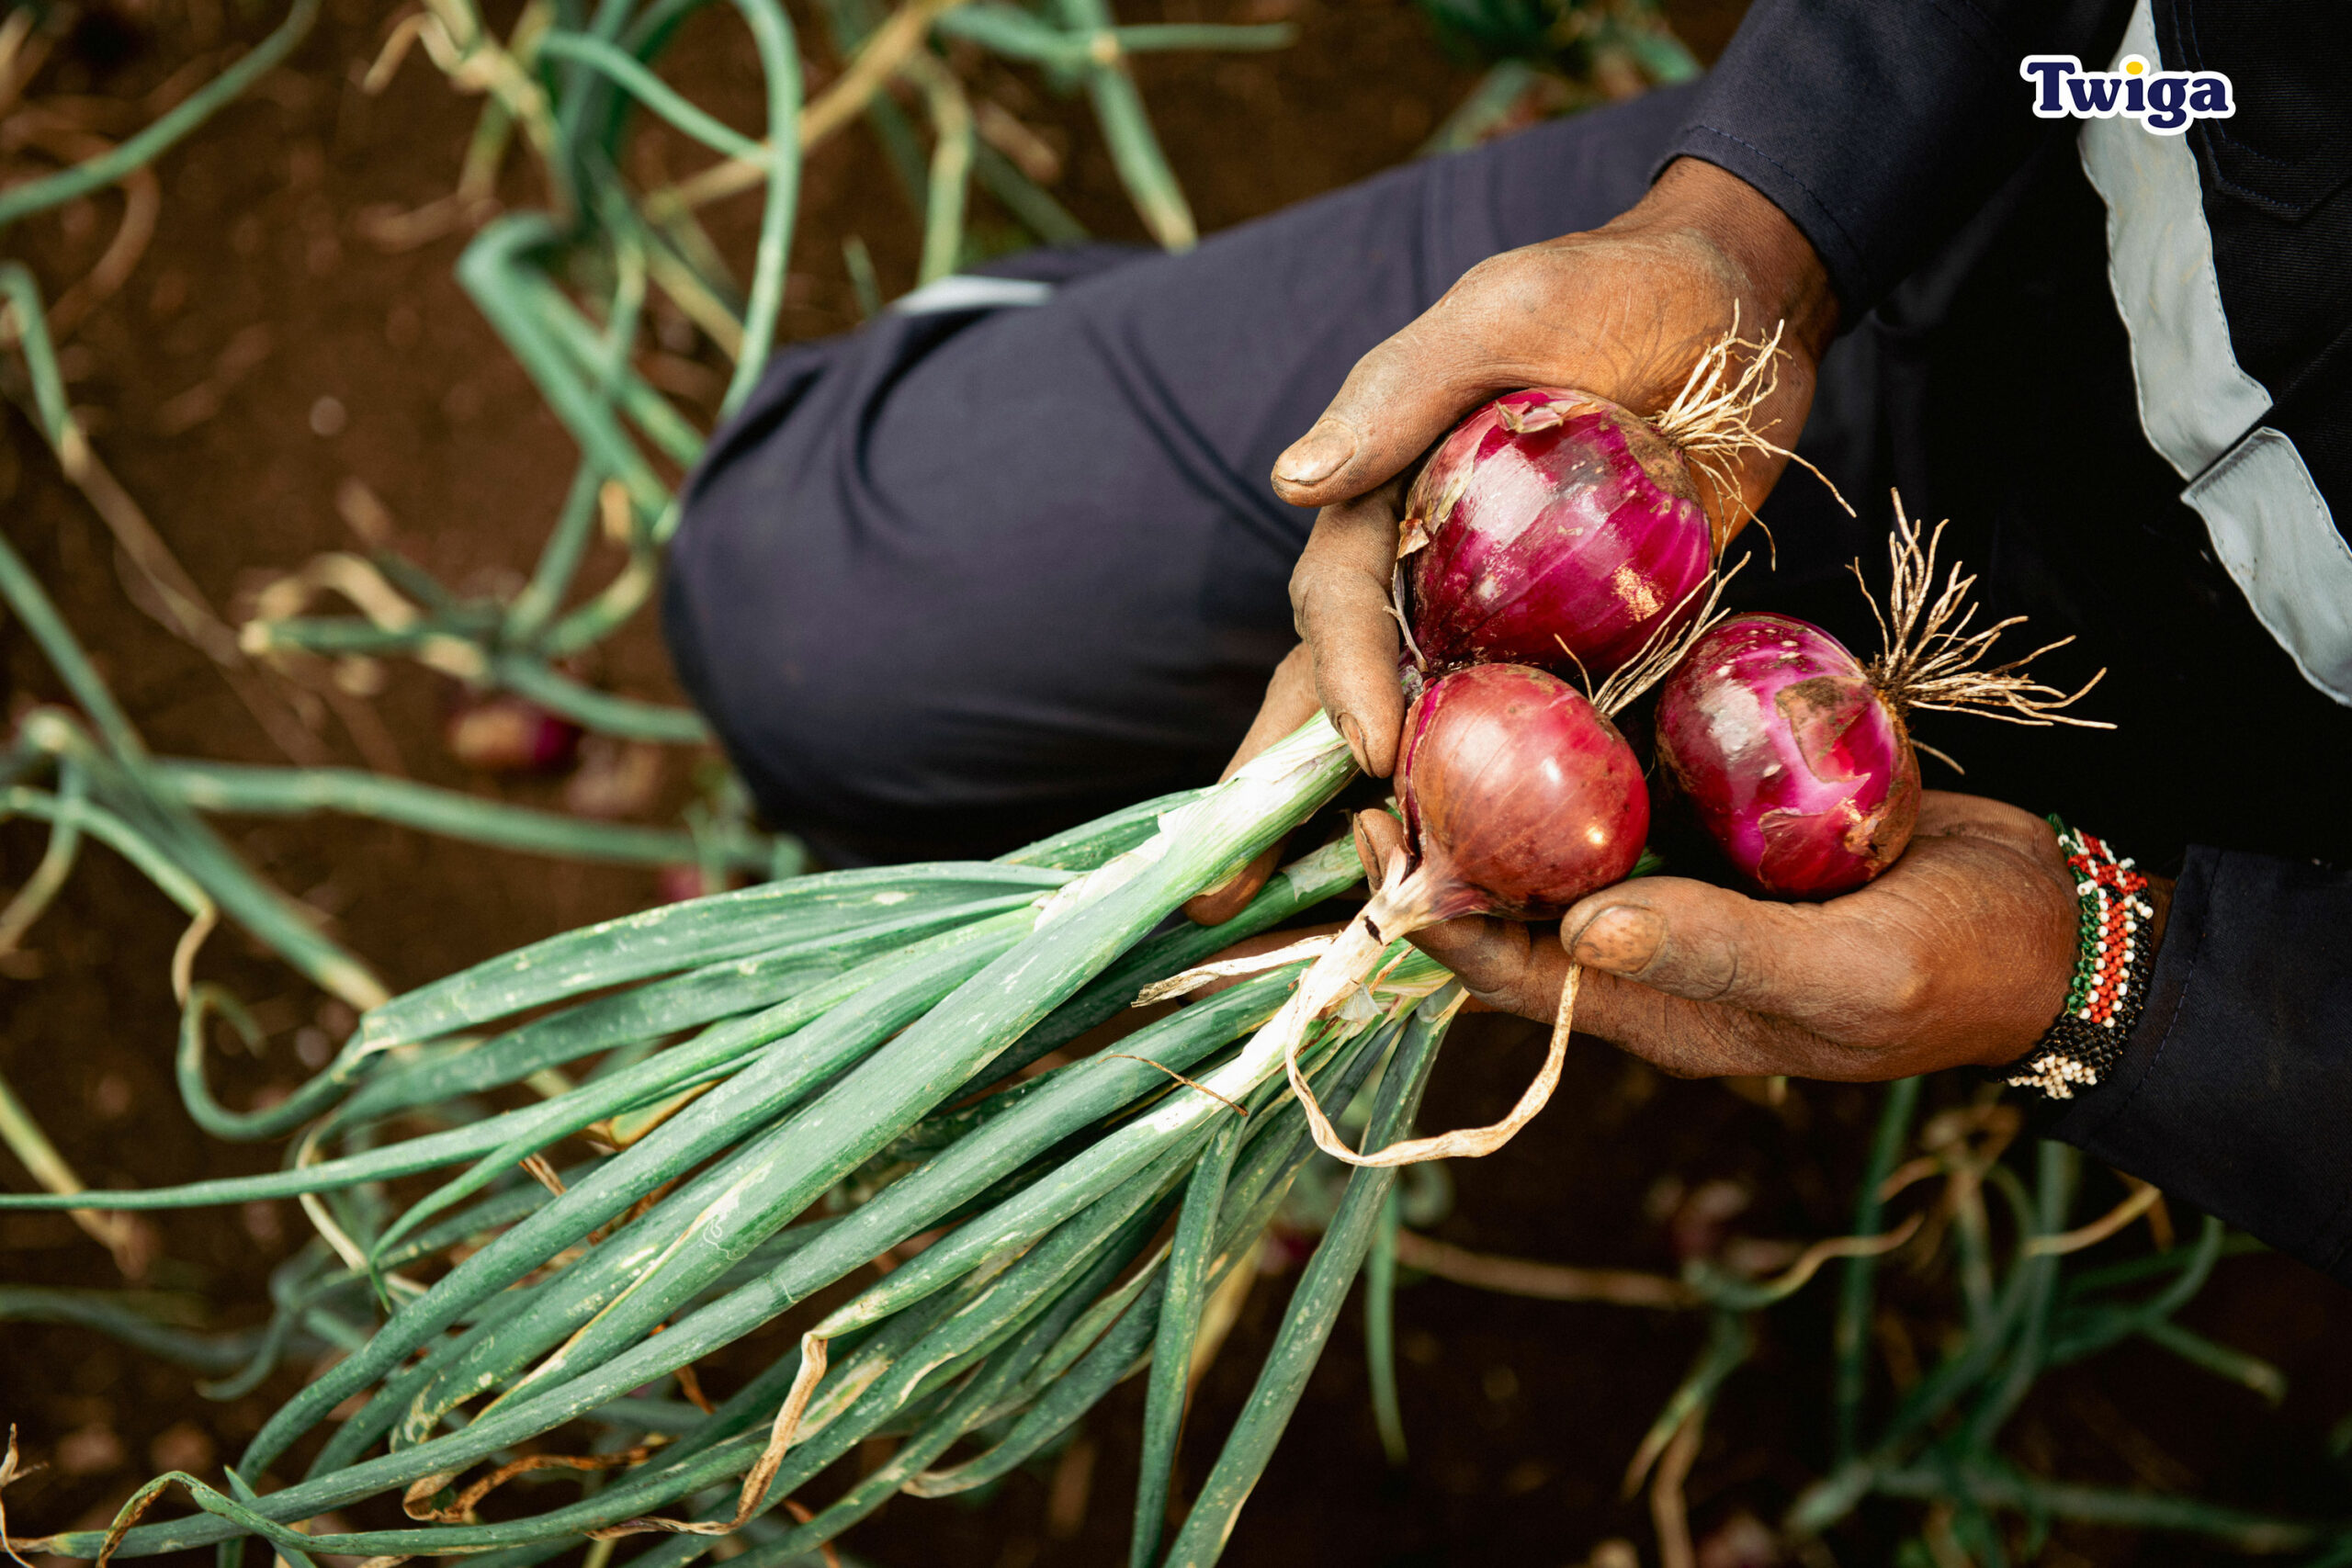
[{"xmin": 665, "ymin": 89, "xmax": 1705, "ymax": 864}]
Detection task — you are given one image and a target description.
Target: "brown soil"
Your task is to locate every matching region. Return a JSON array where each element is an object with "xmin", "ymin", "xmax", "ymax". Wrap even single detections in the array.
[{"xmin": 2, "ymin": 1, "xmax": 2347, "ymax": 1566}]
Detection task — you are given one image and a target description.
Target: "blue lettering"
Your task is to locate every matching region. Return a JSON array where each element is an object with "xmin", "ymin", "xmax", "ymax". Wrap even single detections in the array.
[
  {"xmin": 2067, "ymin": 74, "xmax": 2124, "ymax": 115},
  {"xmin": 2019, "ymin": 54, "xmax": 2233, "ymax": 128},
  {"xmin": 2019, "ymin": 56, "xmax": 2078, "ymax": 115}
]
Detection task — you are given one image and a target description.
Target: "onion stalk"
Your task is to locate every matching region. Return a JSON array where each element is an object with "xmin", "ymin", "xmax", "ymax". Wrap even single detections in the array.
[{"xmin": 4, "ymin": 718, "xmax": 1452, "ymax": 1567}]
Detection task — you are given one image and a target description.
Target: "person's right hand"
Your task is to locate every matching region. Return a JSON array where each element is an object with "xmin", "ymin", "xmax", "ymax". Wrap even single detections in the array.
[{"xmin": 1185, "ymin": 157, "xmax": 1838, "ymax": 927}]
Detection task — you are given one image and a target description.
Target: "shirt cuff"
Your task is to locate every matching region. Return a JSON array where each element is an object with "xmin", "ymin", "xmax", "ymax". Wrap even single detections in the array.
[{"xmin": 2041, "ymin": 845, "xmax": 2352, "ymax": 1286}]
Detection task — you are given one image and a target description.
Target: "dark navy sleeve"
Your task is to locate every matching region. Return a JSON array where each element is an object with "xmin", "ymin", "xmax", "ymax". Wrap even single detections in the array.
[
  {"xmin": 1656, "ymin": 0, "xmax": 2129, "ymax": 317},
  {"xmin": 2042, "ymin": 847, "xmax": 2352, "ymax": 1286}
]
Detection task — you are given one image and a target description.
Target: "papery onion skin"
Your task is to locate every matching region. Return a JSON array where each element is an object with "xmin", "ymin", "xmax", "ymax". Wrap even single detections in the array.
[
  {"xmin": 1654, "ymin": 613, "xmax": 1919, "ymax": 899},
  {"xmin": 1406, "ymin": 389, "xmax": 1713, "ymax": 679},
  {"xmin": 1395, "ymin": 663, "xmax": 1650, "ymax": 924}
]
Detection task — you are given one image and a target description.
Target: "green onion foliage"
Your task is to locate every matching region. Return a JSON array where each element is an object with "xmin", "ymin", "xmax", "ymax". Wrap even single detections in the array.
[
  {"xmin": 0, "ymin": 0, "xmax": 1298, "ymax": 1110},
  {"xmin": 1410, "ymin": 0, "xmax": 1695, "ymax": 155},
  {"xmin": 4, "ymin": 726, "xmax": 1526, "ymax": 1565}
]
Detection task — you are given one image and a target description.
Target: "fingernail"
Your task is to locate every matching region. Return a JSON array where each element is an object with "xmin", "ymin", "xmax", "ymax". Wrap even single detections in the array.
[
  {"xmin": 1274, "ymin": 421, "xmax": 1356, "ymax": 488},
  {"xmin": 1568, "ymin": 905, "xmax": 1664, "ymax": 972},
  {"xmin": 1339, "ymin": 714, "xmax": 1368, "ymax": 773}
]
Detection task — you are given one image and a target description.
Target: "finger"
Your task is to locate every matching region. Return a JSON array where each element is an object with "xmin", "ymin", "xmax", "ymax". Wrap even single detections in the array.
[
  {"xmin": 1291, "ymin": 485, "xmax": 1407, "ymax": 776},
  {"xmin": 1403, "ymin": 908, "xmax": 1571, "ymax": 1021},
  {"xmin": 1395, "ymin": 900, "xmax": 1858, "ymax": 1077},
  {"xmin": 1353, "ymin": 807, "xmax": 1798, "ymax": 1040},
  {"xmin": 1568, "ymin": 969, "xmax": 1877, "ymax": 1079},
  {"xmin": 1572, "ymin": 824, "xmax": 2077, "ymax": 1075},
  {"xmin": 1272, "ymin": 298, "xmax": 1508, "ymax": 508},
  {"xmin": 1218, "ymin": 644, "xmax": 1319, "ymax": 783},
  {"xmin": 1351, "ymin": 808, "xmax": 1408, "ymax": 889},
  {"xmin": 1269, "ymin": 231, "xmax": 1771, "ymax": 512},
  {"xmin": 1184, "ymin": 648, "xmax": 1318, "ymax": 925},
  {"xmin": 1556, "ymin": 875, "xmax": 1911, "ymax": 1024},
  {"xmin": 1913, "ymin": 790, "xmax": 2063, "ymax": 861},
  {"xmin": 1182, "ymin": 843, "xmax": 1284, "ymax": 927},
  {"xmin": 1374, "ymin": 868, "xmax": 1880, "ymax": 1077},
  {"xmin": 1350, "ymin": 809, "xmax": 1562, "ymax": 1018}
]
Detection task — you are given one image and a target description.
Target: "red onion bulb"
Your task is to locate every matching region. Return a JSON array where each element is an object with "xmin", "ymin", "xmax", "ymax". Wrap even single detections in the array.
[
  {"xmin": 1266, "ymin": 665, "xmax": 1648, "ymax": 1172},
  {"xmin": 1404, "ymin": 389, "xmax": 1713, "ymax": 680},
  {"xmin": 1387, "ymin": 662, "xmax": 1651, "ymax": 927},
  {"xmin": 1654, "ymin": 613, "xmax": 1919, "ymax": 899},
  {"xmin": 446, "ymin": 694, "xmax": 583, "ymax": 774}
]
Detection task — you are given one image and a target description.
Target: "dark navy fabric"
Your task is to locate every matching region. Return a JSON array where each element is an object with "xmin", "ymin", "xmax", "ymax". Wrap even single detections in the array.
[
  {"xmin": 1662, "ymin": 0, "xmax": 2352, "ymax": 542},
  {"xmin": 2159, "ymin": 0, "xmax": 2352, "ymax": 540},
  {"xmin": 2054, "ymin": 847, "xmax": 2352, "ymax": 1281},
  {"xmin": 666, "ymin": 32, "xmax": 2352, "ymax": 1282},
  {"xmin": 1655, "ymin": 0, "xmax": 2130, "ymax": 318},
  {"xmin": 668, "ymin": 85, "xmax": 1695, "ymax": 865}
]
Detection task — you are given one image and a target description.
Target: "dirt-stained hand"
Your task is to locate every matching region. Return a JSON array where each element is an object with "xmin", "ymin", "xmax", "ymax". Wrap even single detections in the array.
[
  {"xmin": 1188, "ymin": 159, "xmax": 1839, "ymax": 925},
  {"xmin": 1272, "ymin": 157, "xmax": 1838, "ymax": 774},
  {"xmin": 1351, "ymin": 793, "xmax": 2168, "ymax": 1082}
]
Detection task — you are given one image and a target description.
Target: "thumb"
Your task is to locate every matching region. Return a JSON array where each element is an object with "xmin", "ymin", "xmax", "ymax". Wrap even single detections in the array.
[
  {"xmin": 1558, "ymin": 876, "xmax": 1867, "ymax": 1018},
  {"xmin": 1272, "ymin": 317, "xmax": 1503, "ymax": 508}
]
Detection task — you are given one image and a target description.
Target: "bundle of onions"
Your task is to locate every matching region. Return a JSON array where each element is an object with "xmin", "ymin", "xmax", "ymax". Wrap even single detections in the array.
[
  {"xmin": 1655, "ymin": 498, "xmax": 2109, "ymax": 897},
  {"xmin": 1227, "ymin": 322, "xmax": 1832, "ymax": 1169},
  {"xmin": 0, "ymin": 331, "xmax": 1809, "ymax": 1568}
]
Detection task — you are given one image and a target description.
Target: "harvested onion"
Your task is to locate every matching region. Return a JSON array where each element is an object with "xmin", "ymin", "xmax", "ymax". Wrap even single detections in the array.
[
  {"xmin": 1238, "ymin": 575, "xmax": 1729, "ymax": 1171},
  {"xmin": 1392, "ymin": 662, "xmax": 1649, "ymax": 925},
  {"xmin": 1398, "ymin": 319, "xmax": 1832, "ymax": 682},
  {"xmin": 1656, "ymin": 500, "xmax": 2109, "ymax": 898},
  {"xmin": 1401, "ymin": 389, "xmax": 1713, "ymax": 678},
  {"xmin": 1655, "ymin": 614, "xmax": 1918, "ymax": 898}
]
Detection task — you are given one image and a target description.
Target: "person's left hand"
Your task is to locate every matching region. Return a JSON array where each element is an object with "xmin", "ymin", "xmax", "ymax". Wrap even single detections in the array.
[{"xmin": 1351, "ymin": 791, "xmax": 2169, "ymax": 1082}]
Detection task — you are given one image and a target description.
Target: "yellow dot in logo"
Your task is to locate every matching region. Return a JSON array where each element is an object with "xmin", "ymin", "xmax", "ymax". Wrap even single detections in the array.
[{"xmin": 2123, "ymin": 56, "xmax": 2146, "ymax": 74}]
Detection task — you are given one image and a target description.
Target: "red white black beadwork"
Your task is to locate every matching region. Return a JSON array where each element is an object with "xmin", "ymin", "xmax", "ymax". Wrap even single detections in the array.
[{"xmin": 2002, "ymin": 823, "xmax": 2156, "ymax": 1101}]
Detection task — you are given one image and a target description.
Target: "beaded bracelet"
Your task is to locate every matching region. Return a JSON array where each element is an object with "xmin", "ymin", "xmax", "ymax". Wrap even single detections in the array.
[{"xmin": 1999, "ymin": 819, "xmax": 2157, "ymax": 1101}]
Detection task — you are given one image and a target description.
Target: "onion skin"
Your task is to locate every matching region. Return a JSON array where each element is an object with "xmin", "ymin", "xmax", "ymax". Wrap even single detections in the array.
[
  {"xmin": 1394, "ymin": 663, "xmax": 1649, "ymax": 924},
  {"xmin": 446, "ymin": 695, "xmax": 583, "ymax": 774},
  {"xmin": 1654, "ymin": 613, "xmax": 1920, "ymax": 899},
  {"xmin": 1405, "ymin": 389, "xmax": 1713, "ymax": 678}
]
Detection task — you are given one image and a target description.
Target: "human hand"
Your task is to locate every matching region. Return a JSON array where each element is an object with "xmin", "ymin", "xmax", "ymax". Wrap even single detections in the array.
[
  {"xmin": 1350, "ymin": 793, "xmax": 2172, "ymax": 1082},
  {"xmin": 1272, "ymin": 157, "xmax": 1841, "ymax": 783},
  {"xmin": 1188, "ymin": 162, "xmax": 1838, "ymax": 928}
]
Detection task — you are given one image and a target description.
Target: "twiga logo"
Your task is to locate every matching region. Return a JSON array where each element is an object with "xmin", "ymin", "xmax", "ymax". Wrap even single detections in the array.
[{"xmin": 2020, "ymin": 53, "xmax": 2234, "ymax": 134}]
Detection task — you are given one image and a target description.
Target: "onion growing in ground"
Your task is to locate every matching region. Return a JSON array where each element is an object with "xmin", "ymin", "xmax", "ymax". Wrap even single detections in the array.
[
  {"xmin": 1655, "ymin": 498, "xmax": 2109, "ymax": 898},
  {"xmin": 1398, "ymin": 318, "xmax": 1840, "ymax": 682}
]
